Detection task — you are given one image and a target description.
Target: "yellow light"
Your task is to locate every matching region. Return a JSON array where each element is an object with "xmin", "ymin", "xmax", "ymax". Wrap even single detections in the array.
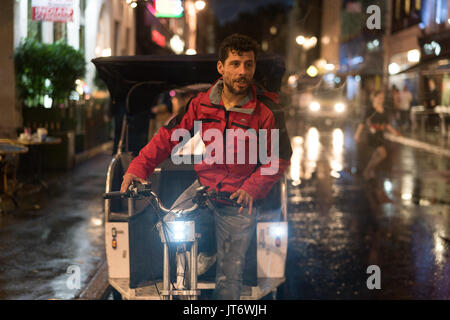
[
  {"xmin": 309, "ymin": 101, "xmax": 320, "ymax": 111},
  {"xmin": 334, "ymin": 102, "xmax": 346, "ymax": 113},
  {"xmin": 195, "ymin": 0, "xmax": 206, "ymax": 11},
  {"xmin": 307, "ymin": 65, "xmax": 318, "ymax": 77},
  {"xmin": 296, "ymin": 35, "xmax": 305, "ymax": 45},
  {"xmin": 130, "ymin": 2, "xmax": 137, "ymax": 8},
  {"xmin": 407, "ymin": 49, "xmax": 420, "ymax": 63},
  {"xmin": 389, "ymin": 63, "xmax": 400, "ymax": 75}
]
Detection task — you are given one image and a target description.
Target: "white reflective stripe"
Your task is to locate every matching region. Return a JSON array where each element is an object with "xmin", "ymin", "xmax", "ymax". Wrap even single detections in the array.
[{"xmin": 228, "ymin": 107, "xmax": 254, "ymax": 114}]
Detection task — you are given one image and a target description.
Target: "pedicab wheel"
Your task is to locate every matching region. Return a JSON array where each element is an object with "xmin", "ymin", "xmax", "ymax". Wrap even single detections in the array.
[{"xmin": 111, "ymin": 287, "xmax": 123, "ymax": 300}]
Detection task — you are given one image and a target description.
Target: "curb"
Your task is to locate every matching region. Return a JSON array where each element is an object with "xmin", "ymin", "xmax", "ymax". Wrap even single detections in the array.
[
  {"xmin": 77, "ymin": 261, "xmax": 111, "ymax": 300},
  {"xmin": 75, "ymin": 141, "xmax": 113, "ymax": 165},
  {"xmin": 385, "ymin": 133, "xmax": 450, "ymax": 158}
]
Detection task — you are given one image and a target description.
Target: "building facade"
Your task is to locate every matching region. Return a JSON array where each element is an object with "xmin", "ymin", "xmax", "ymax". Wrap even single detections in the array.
[
  {"xmin": 0, "ymin": 0, "xmax": 136, "ymax": 137},
  {"xmin": 386, "ymin": 0, "xmax": 450, "ymax": 107}
]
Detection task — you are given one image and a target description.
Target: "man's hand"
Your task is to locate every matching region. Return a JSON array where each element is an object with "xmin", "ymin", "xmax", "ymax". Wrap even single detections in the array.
[
  {"xmin": 230, "ymin": 189, "xmax": 253, "ymax": 215},
  {"xmin": 120, "ymin": 173, "xmax": 147, "ymax": 193}
]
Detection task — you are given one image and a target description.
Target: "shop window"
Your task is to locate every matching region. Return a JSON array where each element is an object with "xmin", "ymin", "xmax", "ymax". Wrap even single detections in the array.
[
  {"xmin": 405, "ymin": 0, "xmax": 411, "ymax": 15},
  {"xmin": 54, "ymin": 22, "xmax": 67, "ymax": 42},
  {"xmin": 27, "ymin": 0, "xmax": 42, "ymax": 41},
  {"xmin": 415, "ymin": 0, "xmax": 421, "ymax": 11},
  {"xmin": 79, "ymin": 25, "xmax": 85, "ymax": 53}
]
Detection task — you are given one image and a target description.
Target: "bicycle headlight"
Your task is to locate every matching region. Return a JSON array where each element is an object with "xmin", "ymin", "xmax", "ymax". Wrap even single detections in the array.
[
  {"xmin": 165, "ymin": 221, "xmax": 195, "ymax": 243},
  {"xmin": 309, "ymin": 101, "xmax": 321, "ymax": 112},
  {"xmin": 334, "ymin": 102, "xmax": 346, "ymax": 113},
  {"xmin": 270, "ymin": 225, "xmax": 286, "ymax": 238},
  {"xmin": 173, "ymin": 221, "xmax": 186, "ymax": 241}
]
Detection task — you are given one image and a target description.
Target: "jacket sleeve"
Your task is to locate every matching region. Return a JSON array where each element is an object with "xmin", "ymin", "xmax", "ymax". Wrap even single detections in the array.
[
  {"xmin": 240, "ymin": 107, "xmax": 292, "ymax": 200},
  {"xmin": 126, "ymin": 97, "xmax": 198, "ymax": 180}
]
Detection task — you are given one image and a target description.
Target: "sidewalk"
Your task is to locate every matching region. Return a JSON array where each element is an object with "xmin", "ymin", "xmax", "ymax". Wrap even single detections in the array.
[
  {"xmin": 0, "ymin": 148, "xmax": 113, "ymax": 299},
  {"xmin": 385, "ymin": 128, "xmax": 450, "ymax": 158}
]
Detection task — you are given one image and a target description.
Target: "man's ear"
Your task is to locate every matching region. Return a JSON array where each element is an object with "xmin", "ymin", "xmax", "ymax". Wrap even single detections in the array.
[{"xmin": 217, "ymin": 61, "xmax": 224, "ymax": 75}]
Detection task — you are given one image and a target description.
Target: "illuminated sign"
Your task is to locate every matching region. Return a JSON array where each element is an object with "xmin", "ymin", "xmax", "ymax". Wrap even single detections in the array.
[
  {"xmin": 152, "ymin": 30, "xmax": 166, "ymax": 47},
  {"xmin": 424, "ymin": 41, "xmax": 441, "ymax": 56},
  {"xmin": 153, "ymin": 0, "xmax": 184, "ymax": 18},
  {"xmin": 31, "ymin": 0, "xmax": 74, "ymax": 22}
]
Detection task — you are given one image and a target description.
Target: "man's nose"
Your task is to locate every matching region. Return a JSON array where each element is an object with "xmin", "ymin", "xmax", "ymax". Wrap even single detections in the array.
[{"xmin": 237, "ymin": 63, "xmax": 246, "ymax": 75}]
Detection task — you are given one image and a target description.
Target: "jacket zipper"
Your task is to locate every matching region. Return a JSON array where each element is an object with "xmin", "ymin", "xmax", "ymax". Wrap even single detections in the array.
[{"xmin": 216, "ymin": 109, "xmax": 229, "ymax": 192}]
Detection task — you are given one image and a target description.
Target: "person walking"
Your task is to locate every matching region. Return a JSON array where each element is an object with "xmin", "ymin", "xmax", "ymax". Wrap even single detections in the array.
[
  {"xmin": 354, "ymin": 90, "xmax": 401, "ymax": 201},
  {"xmin": 398, "ymin": 85, "xmax": 413, "ymax": 131}
]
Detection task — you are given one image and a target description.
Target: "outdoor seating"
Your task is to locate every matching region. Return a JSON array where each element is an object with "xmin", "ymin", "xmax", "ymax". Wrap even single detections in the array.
[
  {"xmin": 411, "ymin": 105, "xmax": 450, "ymax": 137},
  {"xmin": 0, "ymin": 139, "xmax": 28, "ymax": 211}
]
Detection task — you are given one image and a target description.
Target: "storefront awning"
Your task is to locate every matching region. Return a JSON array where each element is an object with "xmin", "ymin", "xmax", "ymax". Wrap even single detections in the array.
[{"xmin": 399, "ymin": 53, "xmax": 450, "ymax": 75}]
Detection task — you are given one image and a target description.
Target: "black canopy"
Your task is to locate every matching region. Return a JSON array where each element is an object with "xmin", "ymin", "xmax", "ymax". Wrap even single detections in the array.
[{"xmin": 92, "ymin": 53, "xmax": 286, "ymax": 104}]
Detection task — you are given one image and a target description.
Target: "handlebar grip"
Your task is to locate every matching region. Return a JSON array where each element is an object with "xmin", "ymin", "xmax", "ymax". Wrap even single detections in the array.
[{"xmin": 103, "ymin": 191, "xmax": 124, "ymax": 199}]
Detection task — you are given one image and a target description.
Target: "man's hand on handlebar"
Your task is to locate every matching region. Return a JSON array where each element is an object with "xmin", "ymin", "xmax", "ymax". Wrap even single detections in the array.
[
  {"xmin": 230, "ymin": 189, "xmax": 253, "ymax": 215},
  {"xmin": 120, "ymin": 173, "xmax": 148, "ymax": 193}
]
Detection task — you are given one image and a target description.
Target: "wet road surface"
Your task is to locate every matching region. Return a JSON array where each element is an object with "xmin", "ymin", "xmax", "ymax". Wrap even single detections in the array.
[
  {"xmin": 0, "ymin": 153, "xmax": 111, "ymax": 299},
  {"xmin": 279, "ymin": 120, "xmax": 450, "ymax": 299}
]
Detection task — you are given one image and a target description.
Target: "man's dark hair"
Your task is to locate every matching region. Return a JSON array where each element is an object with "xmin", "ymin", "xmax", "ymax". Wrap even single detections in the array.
[{"xmin": 218, "ymin": 33, "xmax": 259, "ymax": 63}]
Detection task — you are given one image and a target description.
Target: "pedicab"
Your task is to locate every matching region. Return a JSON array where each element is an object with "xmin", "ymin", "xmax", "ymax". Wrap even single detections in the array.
[{"xmin": 92, "ymin": 54, "xmax": 289, "ymax": 300}]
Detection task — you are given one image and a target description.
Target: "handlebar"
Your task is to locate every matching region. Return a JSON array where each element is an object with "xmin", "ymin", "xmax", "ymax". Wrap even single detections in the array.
[{"xmin": 103, "ymin": 181, "xmax": 246, "ymax": 216}]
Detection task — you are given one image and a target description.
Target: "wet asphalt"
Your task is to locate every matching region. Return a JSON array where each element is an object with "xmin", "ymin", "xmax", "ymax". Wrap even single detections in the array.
[
  {"xmin": 0, "ymin": 119, "xmax": 449, "ymax": 300},
  {"xmin": 280, "ymin": 119, "xmax": 450, "ymax": 299},
  {"xmin": 0, "ymin": 153, "xmax": 110, "ymax": 299}
]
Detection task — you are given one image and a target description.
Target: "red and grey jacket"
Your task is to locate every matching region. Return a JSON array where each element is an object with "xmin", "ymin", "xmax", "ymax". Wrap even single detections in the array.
[{"xmin": 126, "ymin": 78, "xmax": 292, "ymax": 200}]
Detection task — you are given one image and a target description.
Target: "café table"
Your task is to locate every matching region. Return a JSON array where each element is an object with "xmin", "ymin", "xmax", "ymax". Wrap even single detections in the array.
[
  {"xmin": 0, "ymin": 140, "xmax": 28, "ymax": 211},
  {"xmin": 15, "ymin": 136, "xmax": 62, "ymax": 189}
]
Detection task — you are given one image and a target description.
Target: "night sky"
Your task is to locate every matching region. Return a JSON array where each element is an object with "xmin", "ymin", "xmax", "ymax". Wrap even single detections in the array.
[{"xmin": 209, "ymin": 0, "xmax": 294, "ymax": 24}]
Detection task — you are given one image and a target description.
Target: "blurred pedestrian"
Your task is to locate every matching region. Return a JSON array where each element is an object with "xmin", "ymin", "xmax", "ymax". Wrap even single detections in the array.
[
  {"xmin": 425, "ymin": 78, "xmax": 440, "ymax": 131},
  {"xmin": 398, "ymin": 85, "xmax": 413, "ymax": 131},
  {"xmin": 390, "ymin": 85, "xmax": 400, "ymax": 127},
  {"xmin": 425, "ymin": 79, "xmax": 439, "ymax": 110},
  {"xmin": 354, "ymin": 90, "xmax": 401, "ymax": 184}
]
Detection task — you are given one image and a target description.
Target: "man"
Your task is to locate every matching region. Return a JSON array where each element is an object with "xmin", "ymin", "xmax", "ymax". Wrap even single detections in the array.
[
  {"xmin": 398, "ymin": 85, "xmax": 413, "ymax": 130},
  {"xmin": 120, "ymin": 34, "xmax": 292, "ymax": 299},
  {"xmin": 425, "ymin": 78, "xmax": 440, "ymax": 131}
]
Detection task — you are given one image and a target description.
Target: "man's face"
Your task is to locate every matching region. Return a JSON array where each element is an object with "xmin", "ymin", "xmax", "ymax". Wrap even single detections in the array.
[{"xmin": 217, "ymin": 49, "xmax": 256, "ymax": 96}]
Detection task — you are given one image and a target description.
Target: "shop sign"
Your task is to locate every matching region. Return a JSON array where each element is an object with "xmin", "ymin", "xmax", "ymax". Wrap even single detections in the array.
[
  {"xmin": 32, "ymin": 0, "xmax": 74, "ymax": 22},
  {"xmin": 423, "ymin": 41, "xmax": 441, "ymax": 56}
]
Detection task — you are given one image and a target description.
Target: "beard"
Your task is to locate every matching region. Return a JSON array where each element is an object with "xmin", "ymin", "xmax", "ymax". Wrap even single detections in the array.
[{"xmin": 224, "ymin": 77, "xmax": 251, "ymax": 95}]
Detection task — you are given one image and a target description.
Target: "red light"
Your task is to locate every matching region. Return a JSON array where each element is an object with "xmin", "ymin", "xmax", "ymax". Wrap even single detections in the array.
[
  {"xmin": 275, "ymin": 237, "xmax": 281, "ymax": 248},
  {"xmin": 152, "ymin": 30, "xmax": 166, "ymax": 47}
]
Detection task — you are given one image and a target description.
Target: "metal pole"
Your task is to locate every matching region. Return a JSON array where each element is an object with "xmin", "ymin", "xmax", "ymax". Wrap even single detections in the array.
[
  {"xmin": 128, "ymin": 198, "xmax": 134, "ymax": 217},
  {"xmin": 163, "ymin": 243, "xmax": 170, "ymax": 300},
  {"xmin": 190, "ymin": 239, "xmax": 198, "ymax": 300}
]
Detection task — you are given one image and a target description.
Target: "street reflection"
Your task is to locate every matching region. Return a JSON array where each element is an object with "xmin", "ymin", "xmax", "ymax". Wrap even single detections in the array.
[
  {"xmin": 290, "ymin": 136, "xmax": 304, "ymax": 186},
  {"xmin": 330, "ymin": 128, "xmax": 344, "ymax": 179},
  {"xmin": 305, "ymin": 127, "xmax": 320, "ymax": 180}
]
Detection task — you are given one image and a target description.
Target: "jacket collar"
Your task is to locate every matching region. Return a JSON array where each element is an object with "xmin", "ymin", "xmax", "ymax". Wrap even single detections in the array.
[{"xmin": 209, "ymin": 78, "xmax": 255, "ymax": 111}]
